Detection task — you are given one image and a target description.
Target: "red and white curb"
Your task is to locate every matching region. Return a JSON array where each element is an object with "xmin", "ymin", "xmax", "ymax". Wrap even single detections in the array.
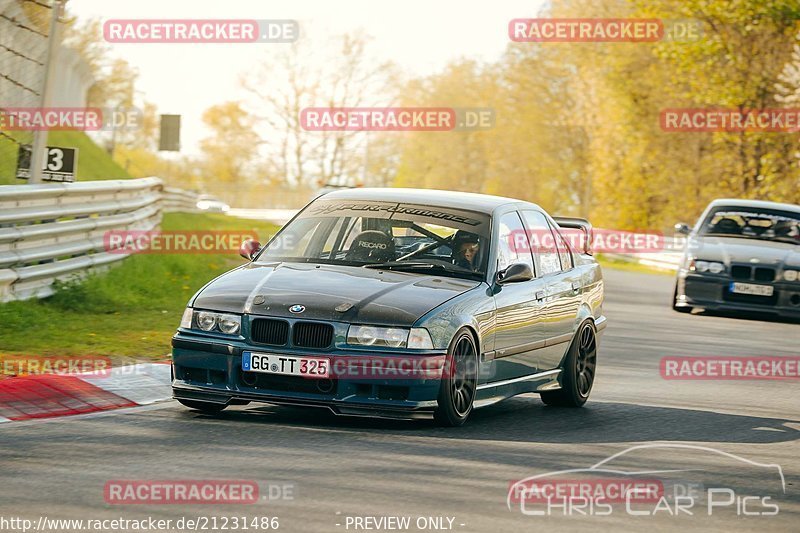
[{"xmin": 0, "ymin": 363, "xmax": 171, "ymax": 423}]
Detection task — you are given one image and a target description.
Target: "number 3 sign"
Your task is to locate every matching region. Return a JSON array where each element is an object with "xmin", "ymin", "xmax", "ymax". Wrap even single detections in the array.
[{"xmin": 16, "ymin": 144, "xmax": 78, "ymax": 182}]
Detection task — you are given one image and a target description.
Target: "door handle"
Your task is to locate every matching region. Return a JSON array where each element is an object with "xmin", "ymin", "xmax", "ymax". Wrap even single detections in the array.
[
  {"xmin": 571, "ymin": 281, "xmax": 581, "ymax": 293},
  {"xmin": 535, "ymin": 290, "xmax": 545, "ymax": 301}
]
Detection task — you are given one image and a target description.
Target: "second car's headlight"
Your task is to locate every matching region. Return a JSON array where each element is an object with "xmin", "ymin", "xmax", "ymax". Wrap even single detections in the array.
[
  {"xmin": 783, "ymin": 269, "xmax": 799, "ymax": 281},
  {"xmin": 346, "ymin": 326, "xmax": 434, "ymax": 349},
  {"xmin": 691, "ymin": 260, "xmax": 725, "ymax": 274},
  {"xmin": 182, "ymin": 309, "xmax": 241, "ymax": 335}
]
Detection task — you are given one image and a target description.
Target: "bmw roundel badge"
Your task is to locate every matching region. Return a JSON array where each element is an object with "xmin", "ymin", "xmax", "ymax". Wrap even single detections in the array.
[{"xmin": 289, "ymin": 304, "xmax": 306, "ymax": 314}]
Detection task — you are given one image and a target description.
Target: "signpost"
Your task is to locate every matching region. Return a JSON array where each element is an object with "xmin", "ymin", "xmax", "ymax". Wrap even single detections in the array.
[
  {"xmin": 29, "ymin": 0, "xmax": 64, "ymax": 184},
  {"xmin": 159, "ymin": 114, "xmax": 181, "ymax": 152},
  {"xmin": 16, "ymin": 144, "xmax": 78, "ymax": 182}
]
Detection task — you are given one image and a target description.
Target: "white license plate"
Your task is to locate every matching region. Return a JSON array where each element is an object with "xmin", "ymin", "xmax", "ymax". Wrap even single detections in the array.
[
  {"xmin": 242, "ymin": 352, "xmax": 330, "ymax": 378},
  {"xmin": 730, "ymin": 282, "xmax": 774, "ymax": 296}
]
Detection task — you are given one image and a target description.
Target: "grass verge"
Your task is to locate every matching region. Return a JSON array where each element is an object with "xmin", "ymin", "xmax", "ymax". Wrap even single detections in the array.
[
  {"xmin": 596, "ymin": 253, "xmax": 676, "ymax": 276},
  {"xmin": 0, "ymin": 213, "xmax": 278, "ymax": 359}
]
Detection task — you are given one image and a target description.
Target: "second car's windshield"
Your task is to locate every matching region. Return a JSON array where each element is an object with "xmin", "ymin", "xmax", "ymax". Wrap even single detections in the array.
[
  {"xmin": 257, "ymin": 199, "xmax": 492, "ymax": 280},
  {"xmin": 699, "ymin": 207, "xmax": 800, "ymax": 244}
]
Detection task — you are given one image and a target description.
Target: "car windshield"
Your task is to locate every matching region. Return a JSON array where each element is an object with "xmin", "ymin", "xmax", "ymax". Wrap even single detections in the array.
[
  {"xmin": 699, "ymin": 207, "xmax": 800, "ymax": 244},
  {"xmin": 257, "ymin": 199, "xmax": 491, "ymax": 280}
]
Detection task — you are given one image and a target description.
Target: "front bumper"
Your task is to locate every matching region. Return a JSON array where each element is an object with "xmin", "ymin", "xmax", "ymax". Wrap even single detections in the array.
[
  {"xmin": 676, "ymin": 271, "xmax": 800, "ymax": 319},
  {"xmin": 171, "ymin": 333, "xmax": 446, "ymax": 419}
]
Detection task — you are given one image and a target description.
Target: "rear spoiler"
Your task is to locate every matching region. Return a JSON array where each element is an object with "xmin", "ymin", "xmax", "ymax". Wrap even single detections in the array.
[{"xmin": 553, "ymin": 216, "xmax": 593, "ymax": 255}]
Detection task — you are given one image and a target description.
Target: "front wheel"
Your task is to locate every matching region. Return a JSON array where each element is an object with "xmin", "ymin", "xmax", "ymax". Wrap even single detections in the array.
[
  {"xmin": 434, "ymin": 329, "xmax": 478, "ymax": 427},
  {"xmin": 541, "ymin": 321, "xmax": 597, "ymax": 407},
  {"xmin": 177, "ymin": 398, "xmax": 227, "ymax": 413},
  {"xmin": 672, "ymin": 285, "xmax": 692, "ymax": 313}
]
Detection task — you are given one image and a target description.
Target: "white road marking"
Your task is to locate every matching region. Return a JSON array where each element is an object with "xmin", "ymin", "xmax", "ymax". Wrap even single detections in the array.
[
  {"xmin": 0, "ymin": 400, "xmax": 177, "ymax": 429},
  {"xmin": 78, "ymin": 363, "xmax": 171, "ymax": 405}
]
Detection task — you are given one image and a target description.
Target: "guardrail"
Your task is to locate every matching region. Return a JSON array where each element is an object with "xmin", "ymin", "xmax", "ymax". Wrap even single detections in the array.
[
  {"xmin": 163, "ymin": 187, "xmax": 200, "ymax": 213},
  {"xmin": 0, "ymin": 177, "xmax": 200, "ymax": 302}
]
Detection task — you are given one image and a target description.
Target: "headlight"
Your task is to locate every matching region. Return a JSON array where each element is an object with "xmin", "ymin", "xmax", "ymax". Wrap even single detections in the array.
[
  {"xmin": 189, "ymin": 310, "xmax": 241, "ymax": 334},
  {"xmin": 197, "ymin": 311, "xmax": 217, "ymax": 331},
  {"xmin": 346, "ymin": 326, "xmax": 435, "ymax": 349},
  {"xmin": 690, "ymin": 260, "xmax": 725, "ymax": 274},
  {"xmin": 218, "ymin": 314, "xmax": 241, "ymax": 334},
  {"xmin": 348, "ymin": 326, "xmax": 409, "ymax": 348},
  {"xmin": 783, "ymin": 269, "xmax": 799, "ymax": 281}
]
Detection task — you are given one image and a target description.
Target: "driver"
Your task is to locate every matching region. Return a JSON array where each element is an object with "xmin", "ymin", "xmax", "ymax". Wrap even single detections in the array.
[
  {"xmin": 451, "ymin": 231, "xmax": 481, "ymax": 270},
  {"xmin": 774, "ymin": 219, "xmax": 796, "ymax": 237}
]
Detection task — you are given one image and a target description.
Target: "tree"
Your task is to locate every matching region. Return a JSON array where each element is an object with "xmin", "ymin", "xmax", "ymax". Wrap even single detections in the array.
[
  {"xmin": 243, "ymin": 30, "xmax": 399, "ymax": 187},
  {"xmin": 199, "ymin": 101, "xmax": 261, "ymax": 185}
]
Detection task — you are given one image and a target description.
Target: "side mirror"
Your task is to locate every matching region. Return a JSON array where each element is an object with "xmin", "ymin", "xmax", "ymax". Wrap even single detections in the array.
[
  {"xmin": 496, "ymin": 263, "xmax": 534, "ymax": 285},
  {"xmin": 674, "ymin": 223, "xmax": 691, "ymax": 236},
  {"xmin": 239, "ymin": 239, "xmax": 261, "ymax": 260}
]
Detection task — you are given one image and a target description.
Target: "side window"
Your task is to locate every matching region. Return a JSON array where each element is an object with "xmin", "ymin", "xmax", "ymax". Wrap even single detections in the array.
[
  {"xmin": 265, "ymin": 218, "xmax": 321, "ymax": 257},
  {"xmin": 520, "ymin": 210, "xmax": 561, "ymax": 275},
  {"xmin": 549, "ymin": 221, "xmax": 574, "ymax": 270},
  {"xmin": 496, "ymin": 212, "xmax": 534, "ymax": 272}
]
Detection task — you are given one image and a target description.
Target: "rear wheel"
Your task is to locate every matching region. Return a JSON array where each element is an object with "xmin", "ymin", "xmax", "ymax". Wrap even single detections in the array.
[
  {"xmin": 541, "ymin": 321, "xmax": 596, "ymax": 407},
  {"xmin": 434, "ymin": 329, "xmax": 478, "ymax": 427},
  {"xmin": 177, "ymin": 399, "xmax": 227, "ymax": 413}
]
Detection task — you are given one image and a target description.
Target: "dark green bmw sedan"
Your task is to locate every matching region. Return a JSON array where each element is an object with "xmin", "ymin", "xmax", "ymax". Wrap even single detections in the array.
[{"xmin": 172, "ymin": 188, "xmax": 606, "ymax": 426}]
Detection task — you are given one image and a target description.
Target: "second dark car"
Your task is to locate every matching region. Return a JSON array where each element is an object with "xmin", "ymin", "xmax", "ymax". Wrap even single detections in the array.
[{"xmin": 673, "ymin": 198, "xmax": 800, "ymax": 319}]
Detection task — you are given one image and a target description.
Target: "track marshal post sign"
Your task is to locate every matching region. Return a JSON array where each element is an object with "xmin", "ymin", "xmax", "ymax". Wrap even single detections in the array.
[{"xmin": 15, "ymin": 144, "xmax": 78, "ymax": 182}]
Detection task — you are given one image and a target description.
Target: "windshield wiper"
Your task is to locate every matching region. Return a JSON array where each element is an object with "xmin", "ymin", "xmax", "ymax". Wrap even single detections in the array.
[{"xmin": 363, "ymin": 261, "xmax": 464, "ymax": 273}]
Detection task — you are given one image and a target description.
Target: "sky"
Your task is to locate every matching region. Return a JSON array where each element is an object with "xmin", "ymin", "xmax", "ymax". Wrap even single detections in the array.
[{"xmin": 67, "ymin": 0, "xmax": 547, "ymax": 155}]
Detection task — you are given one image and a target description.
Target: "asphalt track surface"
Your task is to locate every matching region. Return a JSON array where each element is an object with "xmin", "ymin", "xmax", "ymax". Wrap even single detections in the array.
[{"xmin": 1, "ymin": 268, "xmax": 798, "ymax": 532}]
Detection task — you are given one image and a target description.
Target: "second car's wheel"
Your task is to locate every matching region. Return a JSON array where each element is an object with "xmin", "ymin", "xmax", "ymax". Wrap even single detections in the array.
[
  {"xmin": 177, "ymin": 399, "xmax": 227, "ymax": 413},
  {"xmin": 672, "ymin": 285, "xmax": 692, "ymax": 313},
  {"xmin": 540, "ymin": 320, "xmax": 597, "ymax": 408},
  {"xmin": 434, "ymin": 328, "xmax": 478, "ymax": 427}
]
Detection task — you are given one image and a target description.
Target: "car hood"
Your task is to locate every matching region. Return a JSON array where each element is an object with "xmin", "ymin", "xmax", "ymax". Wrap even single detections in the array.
[
  {"xmin": 191, "ymin": 262, "xmax": 482, "ymax": 326},
  {"xmin": 688, "ymin": 236, "xmax": 800, "ymax": 267}
]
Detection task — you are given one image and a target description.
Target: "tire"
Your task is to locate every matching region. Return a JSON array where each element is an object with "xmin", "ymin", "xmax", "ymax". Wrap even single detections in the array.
[
  {"xmin": 540, "ymin": 321, "xmax": 597, "ymax": 408},
  {"xmin": 177, "ymin": 398, "xmax": 227, "ymax": 413},
  {"xmin": 434, "ymin": 328, "xmax": 478, "ymax": 427},
  {"xmin": 672, "ymin": 285, "xmax": 692, "ymax": 313}
]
